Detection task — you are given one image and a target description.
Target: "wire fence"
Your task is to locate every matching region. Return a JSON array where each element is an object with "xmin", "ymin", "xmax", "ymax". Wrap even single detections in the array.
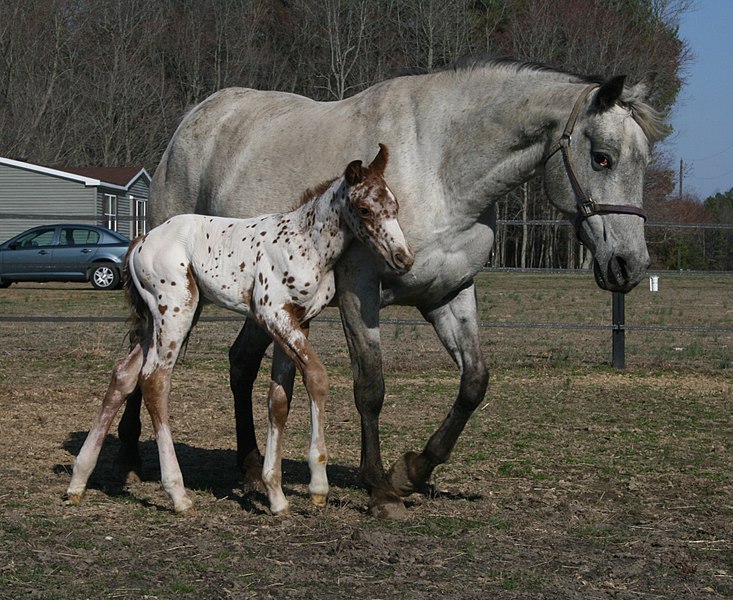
[{"xmin": 1, "ymin": 270, "xmax": 730, "ymax": 373}]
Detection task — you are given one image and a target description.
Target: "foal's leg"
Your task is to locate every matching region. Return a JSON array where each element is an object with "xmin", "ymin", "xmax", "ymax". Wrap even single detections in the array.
[
  {"xmin": 260, "ymin": 314, "xmax": 329, "ymax": 515},
  {"xmin": 66, "ymin": 344, "xmax": 144, "ymax": 503},
  {"xmin": 389, "ymin": 281, "xmax": 489, "ymax": 496},
  {"xmin": 140, "ymin": 363, "xmax": 193, "ymax": 514},
  {"xmin": 261, "ymin": 343, "xmax": 295, "ymax": 514},
  {"xmin": 229, "ymin": 318, "xmax": 275, "ymax": 486}
]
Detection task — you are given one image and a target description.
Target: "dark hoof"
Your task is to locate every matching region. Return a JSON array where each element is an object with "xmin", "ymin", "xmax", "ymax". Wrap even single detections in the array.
[
  {"xmin": 387, "ymin": 451, "xmax": 430, "ymax": 497},
  {"xmin": 114, "ymin": 452, "xmax": 142, "ymax": 484},
  {"xmin": 368, "ymin": 498, "xmax": 410, "ymax": 520},
  {"xmin": 240, "ymin": 448, "xmax": 265, "ymax": 493}
]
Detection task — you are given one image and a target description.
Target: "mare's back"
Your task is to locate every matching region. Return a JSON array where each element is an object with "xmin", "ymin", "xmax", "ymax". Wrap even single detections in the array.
[{"xmin": 150, "ymin": 80, "xmax": 428, "ymax": 229}]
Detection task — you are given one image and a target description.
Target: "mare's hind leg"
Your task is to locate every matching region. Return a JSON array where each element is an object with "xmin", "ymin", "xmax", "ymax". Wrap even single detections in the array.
[
  {"xmin": 389, "ymin": 281, "xmax": 488, "ymax": 496},
  {"xmin": 229, "ymin": 318, "xmax": 274, "ymax": 488},
  {"xmin": 66, "ymin": 344, "xmax": 144, "ymax": 503}
]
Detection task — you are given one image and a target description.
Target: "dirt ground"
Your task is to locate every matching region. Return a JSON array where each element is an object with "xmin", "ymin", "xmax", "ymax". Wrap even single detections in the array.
[{"xmin": 0, "ymin": 280, "xmax": 731, "ymax": 599}]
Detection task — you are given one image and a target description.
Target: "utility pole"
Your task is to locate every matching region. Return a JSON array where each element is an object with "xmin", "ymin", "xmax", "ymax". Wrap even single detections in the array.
[{"xmin": 679, "ymin": 158, "xmax": 684, "ymax": 196}]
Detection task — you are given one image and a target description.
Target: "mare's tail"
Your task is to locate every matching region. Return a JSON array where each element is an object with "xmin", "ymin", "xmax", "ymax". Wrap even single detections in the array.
[{"xmin": 123, "ymin": 238, "xmax": 153, "ymax": 349}]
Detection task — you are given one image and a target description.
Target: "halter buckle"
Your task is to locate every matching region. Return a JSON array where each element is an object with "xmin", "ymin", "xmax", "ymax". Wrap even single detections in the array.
[{"xmin": 578, "ymin": 198, "xmax": 597, "ymax": 218}]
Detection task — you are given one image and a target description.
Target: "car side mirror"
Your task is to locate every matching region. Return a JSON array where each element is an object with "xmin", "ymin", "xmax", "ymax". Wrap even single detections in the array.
[{"xmin": 8, "ymin": 242, "xmax": 20, "ymax": 250}]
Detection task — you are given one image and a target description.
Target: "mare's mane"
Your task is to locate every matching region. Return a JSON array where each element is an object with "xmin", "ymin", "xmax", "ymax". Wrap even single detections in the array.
[{"xmin": 438, "ymin": 56, "xmax": 668, "ymax": 142}]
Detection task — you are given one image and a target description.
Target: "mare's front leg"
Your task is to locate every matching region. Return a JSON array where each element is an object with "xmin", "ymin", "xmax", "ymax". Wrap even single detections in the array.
[
  {"xmin": 116, "ymin": 385, "xmax": 143, "ymax": 480},
  {"xmin": 388, "ymin": 281, "xmax": 489, "ymax": 496},
  {"xmin": 229, "ymin": 318, "xmax": 274, "ymax": 488},
  {"xmin": 336, "ymin": 263, "xmax": 407, "ymax": 519}
]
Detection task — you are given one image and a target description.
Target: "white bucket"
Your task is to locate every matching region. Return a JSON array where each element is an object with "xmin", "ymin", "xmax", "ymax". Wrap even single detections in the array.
[{"xmin": 649, "ymin": 275, "xmax": 659, "ymax": 292}]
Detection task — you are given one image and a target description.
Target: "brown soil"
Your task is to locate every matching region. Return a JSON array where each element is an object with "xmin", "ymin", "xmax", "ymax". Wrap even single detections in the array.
[{"xmin": 0, "ymin": 282, "xmax": 731, "ymax": 599}]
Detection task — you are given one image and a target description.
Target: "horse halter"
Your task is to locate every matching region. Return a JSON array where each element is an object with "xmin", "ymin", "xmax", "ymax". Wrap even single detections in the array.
[{"xmin": 544, "ymin": 83, "xmax": 647, "ymax": 238}]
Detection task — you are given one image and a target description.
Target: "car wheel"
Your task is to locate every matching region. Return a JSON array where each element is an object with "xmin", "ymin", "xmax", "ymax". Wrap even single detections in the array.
[
  {"xmin": 90, "ymin": 264, "xmax": 120, "ymax": 290},
  {"xmin": 0, "ymin": 280, "xmax": 11, "ymax": 288}
]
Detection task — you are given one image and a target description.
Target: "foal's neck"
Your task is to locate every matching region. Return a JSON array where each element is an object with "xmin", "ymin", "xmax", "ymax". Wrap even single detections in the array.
[{"xmin": 295, "ymin": 177, "xmax": 351, "ymax": 268}]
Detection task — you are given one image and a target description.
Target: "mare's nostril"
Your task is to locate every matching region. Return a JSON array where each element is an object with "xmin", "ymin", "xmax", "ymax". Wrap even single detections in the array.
[{"xmin": 616, "ymin": 256, "xmax": 629, "ymax": 281}]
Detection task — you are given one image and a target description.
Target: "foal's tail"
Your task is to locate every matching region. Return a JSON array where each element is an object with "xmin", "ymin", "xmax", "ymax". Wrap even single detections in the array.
[{"xmin": 123, "ymin": 238, "xmax": 153, "ymax": 349}]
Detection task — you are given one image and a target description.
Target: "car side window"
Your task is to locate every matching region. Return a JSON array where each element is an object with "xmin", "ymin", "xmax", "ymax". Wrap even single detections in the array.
[
  {"xmin": 15, "ymin": 228, "xmax": 55, "ymax": 248},
  {"xmin": 60, "ymin": 228, "xmax": 100, "ymax": 246}
]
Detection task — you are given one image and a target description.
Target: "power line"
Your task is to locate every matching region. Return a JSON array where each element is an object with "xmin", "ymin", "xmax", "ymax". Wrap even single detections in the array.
[{"xmin": 690, "ymin": 141, "xmax": 733, "ymax": 162}]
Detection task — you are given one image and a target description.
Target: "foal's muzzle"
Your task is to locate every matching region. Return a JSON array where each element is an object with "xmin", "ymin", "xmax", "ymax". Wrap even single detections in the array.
[{"xmin": 389, "ymin": 244, "xmax": 415, "ymax": 275}]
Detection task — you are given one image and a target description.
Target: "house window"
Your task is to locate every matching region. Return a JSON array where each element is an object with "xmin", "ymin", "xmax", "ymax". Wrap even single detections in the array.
[
  {"xmin": 132, "ymin": 196, "xmax": 147, "ymax": 238},
  {"xmin": 103, "ymin": 194, "xmax": 118, "ymax": 231}
]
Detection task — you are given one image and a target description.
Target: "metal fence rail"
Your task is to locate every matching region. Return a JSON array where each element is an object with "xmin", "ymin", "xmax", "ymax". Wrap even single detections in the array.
[{"xmin": 1, "ymin": 314, "xmax": 730, "ymax": 334}]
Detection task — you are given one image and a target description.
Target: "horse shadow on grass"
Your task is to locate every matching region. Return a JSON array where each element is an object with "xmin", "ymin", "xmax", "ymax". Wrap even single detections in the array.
[{"xmin": 56, "ymin": 431, "xmax": 365, "ymax": 514}]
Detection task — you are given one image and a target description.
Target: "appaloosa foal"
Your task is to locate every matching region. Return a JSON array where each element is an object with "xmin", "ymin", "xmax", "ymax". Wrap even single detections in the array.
[{"xmin": 66, "ymin": 144, "xmax": 413, "ymax": 515}]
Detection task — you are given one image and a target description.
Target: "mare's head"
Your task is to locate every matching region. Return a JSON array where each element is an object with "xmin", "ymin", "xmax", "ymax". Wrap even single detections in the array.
[
  {"xmin": 342, "ymin": 144, "xmax": 414, "ymax": 275},
  {"xmin": 542, "ymin": 76, "xmax": 666, "ymax": 292}
]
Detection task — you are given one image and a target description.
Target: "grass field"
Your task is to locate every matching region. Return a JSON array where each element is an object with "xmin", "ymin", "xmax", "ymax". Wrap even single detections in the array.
[{"xmin": 0, "ymin": 272, "xmax": 731, "ymax": 598}]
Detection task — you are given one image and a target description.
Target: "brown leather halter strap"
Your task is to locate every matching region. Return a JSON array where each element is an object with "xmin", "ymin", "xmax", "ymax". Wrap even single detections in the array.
[{"xmin": 545, "ymin": 83, "xmax": 647, "ymax": 237}]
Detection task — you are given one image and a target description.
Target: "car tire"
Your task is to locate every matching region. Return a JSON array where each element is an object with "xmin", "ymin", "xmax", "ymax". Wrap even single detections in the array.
[
  {"xmin": 0, "ymin": 280, "xmax": 11, "ymax": 288},
  {"xmin": 90, "ymin": 264, "xmax": 121, "ymax": 290}
]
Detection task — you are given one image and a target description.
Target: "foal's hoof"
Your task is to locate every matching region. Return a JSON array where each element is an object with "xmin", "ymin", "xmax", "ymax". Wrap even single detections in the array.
[
  {"xmin": 64, "ymin": 492, "xmax": 84, "ymax": 505},
  {"xmin": 270, "ymin": 504, "xmax": 291, "ymax": 517},
  {"xmin": 175, "ymin": 505, "xmax": 196, "ymax": 517},
  {"xmin": 310, "ymin": 493, "xmax": 329, "ymax": 508}
]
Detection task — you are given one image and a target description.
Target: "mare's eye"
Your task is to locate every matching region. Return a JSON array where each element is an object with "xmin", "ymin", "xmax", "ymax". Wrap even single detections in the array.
[
  {"xmin": 359, "ymin": 207, "xmax": 371, "ymax": 217},
  {"xmin": 593, "ymin": 152, "xmax": 611, "ymax": 170}
]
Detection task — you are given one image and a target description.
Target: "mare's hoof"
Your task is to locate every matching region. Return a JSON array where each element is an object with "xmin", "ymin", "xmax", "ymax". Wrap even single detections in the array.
[
  {"xmin": 310, "ymin": 493, "xmax": 329, "ymax": 508},
  {"xmin": 240, "ymin": 449, "xmax": 265, "ymax": 493},
  {"xmin": 242, "ymin": 471, "xmax": 266, "ymax": 494},
  {"xmin": 368, "ymin": 498, "xmax": 409, "ymax": 520},
  {"xmin": 114, "ymin": 456, "xmax": 142, "ymax": 484},
  {"xmin": 387, "ymin": 451, "xmax": 427, "ymax": 497},
  {"xmin": 175, "ymin": 505, "xmax": 196, "ymax": 516}
]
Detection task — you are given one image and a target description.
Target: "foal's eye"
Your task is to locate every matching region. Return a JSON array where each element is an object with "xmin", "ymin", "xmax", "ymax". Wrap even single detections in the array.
[
  {"xmin": 359, "ymin": 207, "xmax": 371, "ymax": 217},
  {"xmin": 593, "ymin": 153, "xmax": 611, "ymax": 170}
]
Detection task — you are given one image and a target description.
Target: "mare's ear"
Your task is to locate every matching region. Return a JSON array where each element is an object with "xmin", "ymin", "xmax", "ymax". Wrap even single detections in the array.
[
  {"xmin": 368, "ymin": 143, "xmax": 389, "ymax": 175},
  {"xmin": 626, "ymin": 75, "xmax": 654, "ymax": 102},
  {"xmin": 595, "ymin": 75, "xmax": 626, "ymax": 112},
  {"xmin": 345, "ymin": 160, "xmax": 364, "ymax": 186}
]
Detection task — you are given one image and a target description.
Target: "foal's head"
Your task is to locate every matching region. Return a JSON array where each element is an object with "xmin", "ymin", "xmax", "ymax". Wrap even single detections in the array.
[{"xmin": 341, "ymin": 144, "xmax": 414, "ymax": 275}]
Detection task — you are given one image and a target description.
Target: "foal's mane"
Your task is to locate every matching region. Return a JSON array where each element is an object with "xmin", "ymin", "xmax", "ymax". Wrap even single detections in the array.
[
  {"xmin": 291, "ymin": 176, "xmax": 339, "ymax": 211},
  {"xmin": 442, "ymin": 56, "xmax": 668, "ymax": 143}
]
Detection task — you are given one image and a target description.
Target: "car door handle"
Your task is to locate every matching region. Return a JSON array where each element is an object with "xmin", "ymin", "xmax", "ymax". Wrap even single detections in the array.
[
  {"xmin": 80, "ymin": 249, "xmax": 92, "ymax": 253},
  {"xmin": 37, "ymin": 250, "xmax": 50, "ymax": 255}
]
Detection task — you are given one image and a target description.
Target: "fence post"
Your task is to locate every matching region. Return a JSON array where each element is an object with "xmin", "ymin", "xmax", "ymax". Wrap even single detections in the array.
[{"xmin": 612, "ymin": 291, "xmax": 625, "ymax": 369}]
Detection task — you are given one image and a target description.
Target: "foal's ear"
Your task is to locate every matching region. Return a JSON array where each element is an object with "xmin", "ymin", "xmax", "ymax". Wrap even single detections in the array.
[
  {"xmin": 345, "ymin": 160, "xmax": 364, "ymax": 186},
  {"xmin": 595, "ymin": 75, "xmax": 626, "ymax": 112},
  {"xmin": 368, "ymin": 143, "xmax": 389, "ymax": 175}
]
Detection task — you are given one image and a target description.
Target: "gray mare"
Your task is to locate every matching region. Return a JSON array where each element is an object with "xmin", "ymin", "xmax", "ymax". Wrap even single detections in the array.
[{"xmin": 117, "ymin": 59, "xmax": 665, "ymax": 518}]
